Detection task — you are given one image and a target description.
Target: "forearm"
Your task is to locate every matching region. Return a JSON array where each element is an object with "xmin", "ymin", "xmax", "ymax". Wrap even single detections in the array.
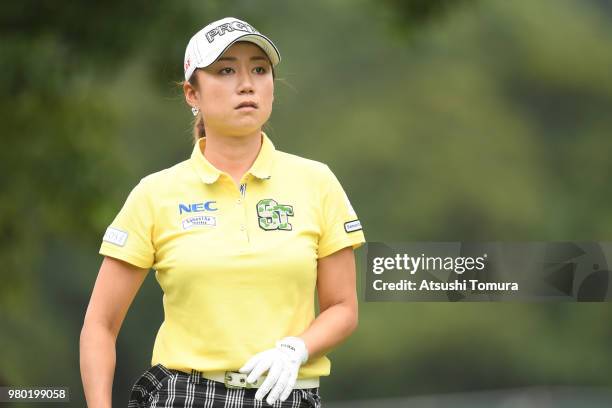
[
  {"xmin": 80, "ymin": 323, "xmax": 116, "ymax": 408},
  {"xmin": 298, "ymin": 301, "xmax": 358, "ymax": 360}
]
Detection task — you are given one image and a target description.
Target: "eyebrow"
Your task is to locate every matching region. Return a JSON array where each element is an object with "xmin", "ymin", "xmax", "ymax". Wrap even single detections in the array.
[{"xmin": 215, "ymin": 56, "xmax": 269, "ymax": 63}]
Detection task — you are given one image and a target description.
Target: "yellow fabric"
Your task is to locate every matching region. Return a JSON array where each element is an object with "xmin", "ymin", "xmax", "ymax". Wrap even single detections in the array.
[{"xmin": 99, "ymin": 131, "xmax": 366, "ymax": 379}]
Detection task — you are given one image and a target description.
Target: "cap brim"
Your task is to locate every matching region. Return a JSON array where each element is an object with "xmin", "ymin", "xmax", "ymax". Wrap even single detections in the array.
[{"xmin": 202, "ymin": 32, "xmax": 281, "ymax": 69}]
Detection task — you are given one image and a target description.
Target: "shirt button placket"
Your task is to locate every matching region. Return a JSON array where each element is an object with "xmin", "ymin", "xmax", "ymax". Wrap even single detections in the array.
[{"xmin": 237, "ymin": 180, "xmax": 249, "ymax": 245}]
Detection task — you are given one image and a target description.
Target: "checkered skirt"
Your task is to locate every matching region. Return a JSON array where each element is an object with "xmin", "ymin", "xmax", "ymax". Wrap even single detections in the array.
[{"xmin": 127, "ymin": 363, "xmax": 322, "ymax": 408}]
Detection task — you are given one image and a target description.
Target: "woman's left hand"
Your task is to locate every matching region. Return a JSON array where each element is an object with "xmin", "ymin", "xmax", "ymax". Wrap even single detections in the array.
[{"xmin": 238, "ymin": 336, "xmax": 309, "ymax": 405}]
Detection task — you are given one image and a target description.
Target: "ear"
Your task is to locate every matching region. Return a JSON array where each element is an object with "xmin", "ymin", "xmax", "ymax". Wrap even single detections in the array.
[{"xmin": 183, "ymin": 81, "xmax": 200, "ymax": 108}]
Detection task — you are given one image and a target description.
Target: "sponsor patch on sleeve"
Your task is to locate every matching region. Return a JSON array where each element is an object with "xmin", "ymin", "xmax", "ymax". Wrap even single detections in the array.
[
  {"xmin": 344, "ymin": 219, "xmax": 362, "ymax": 233},
  {"xmin": 103, "ymin": 227, "xmax": 128, "ymax": 247}
]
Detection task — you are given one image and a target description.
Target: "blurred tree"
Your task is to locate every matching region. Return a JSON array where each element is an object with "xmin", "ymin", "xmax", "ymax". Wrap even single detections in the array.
[
  {"xmin": 0, "ymin": 0, "xmax": 221, "ymax": 390},
  {"xmin": 382, "ymin": 0, "xmax": 472, "ymax": 34}
]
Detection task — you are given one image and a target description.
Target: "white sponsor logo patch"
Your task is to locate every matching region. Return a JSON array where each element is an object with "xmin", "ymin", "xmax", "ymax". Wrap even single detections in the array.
[
  {"xmin": 344, "ymin": 219, "xmax": 362, "ymax": 233},
  {"xmin": 103, "ymin": 227, "xmax": 128, "ymax": 246},
  {"xmin": 182, "ymin": 215, "xmax": 217, "ymax": 230}
]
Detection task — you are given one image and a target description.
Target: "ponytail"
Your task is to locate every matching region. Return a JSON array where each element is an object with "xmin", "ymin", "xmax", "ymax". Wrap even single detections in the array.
[{"xmin": 193, "ymin": 110, "xmax": 206, "ymax": 142}]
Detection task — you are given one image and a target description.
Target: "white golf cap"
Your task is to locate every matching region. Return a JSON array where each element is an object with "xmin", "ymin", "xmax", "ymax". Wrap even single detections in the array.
[{"xmin": 183, "ymin": 17, "xmax": 281, "ymax": 81}]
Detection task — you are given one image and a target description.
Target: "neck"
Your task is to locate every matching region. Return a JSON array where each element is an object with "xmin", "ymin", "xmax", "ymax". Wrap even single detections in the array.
[{"xmin": 201, "ymin": 129, "xmax": 262, "ymax": 179}]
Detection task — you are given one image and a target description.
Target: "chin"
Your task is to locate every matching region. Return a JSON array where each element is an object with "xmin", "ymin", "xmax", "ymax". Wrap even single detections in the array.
[{"xmin": 225, "ymin": 124, "xmax": 265, "ymax": 136}]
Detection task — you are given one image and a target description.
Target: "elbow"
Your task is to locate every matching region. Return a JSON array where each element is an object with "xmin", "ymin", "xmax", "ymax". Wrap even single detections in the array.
[
  {"xmin": 347, "ymin": 305, "xmax": 359, "ymax": 334},
  {"xmin": 79, "ymin": 321, "xmax": 89, "ymax": 342},
  {"xmin": 338, "ymin": 298, "xmax": 358, "ymax": 334},
  {"xmin": 352, "ymin": 312, "xmax": 359, "ymax": 333},
  {"xmin": 79, "ymin": 321, "xmax": 95, "ymax": 348},
  {"xmin": 79, "ymin": 324, "xmax": 90, "ymax": 356},
  {"xmin": 80, "ymin": 319, "xmax": 118, "ymax": 346}
]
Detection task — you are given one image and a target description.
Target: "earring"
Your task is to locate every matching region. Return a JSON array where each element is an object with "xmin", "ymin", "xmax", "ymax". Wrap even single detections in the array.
[{"xmin": 191, "ymin": 106, "xmax": 199, "ymax": 116}]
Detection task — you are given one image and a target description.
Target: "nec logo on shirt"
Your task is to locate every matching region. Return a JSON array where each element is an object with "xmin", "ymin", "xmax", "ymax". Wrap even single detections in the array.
[{"xmin": 178, "ymin": 201, "xmax": 218, "ymax": 214}]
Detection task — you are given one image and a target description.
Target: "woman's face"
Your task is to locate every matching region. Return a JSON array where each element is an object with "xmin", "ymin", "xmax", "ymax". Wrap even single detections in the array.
[{"xmin": 187, "ymin": 41, "xmax": 274, "ymax": 136}]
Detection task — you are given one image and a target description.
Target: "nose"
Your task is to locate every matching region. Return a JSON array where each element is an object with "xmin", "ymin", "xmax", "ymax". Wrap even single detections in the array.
[{"xmin": 237, "ymin": 67, "xmax": 254, "ymax": 94}]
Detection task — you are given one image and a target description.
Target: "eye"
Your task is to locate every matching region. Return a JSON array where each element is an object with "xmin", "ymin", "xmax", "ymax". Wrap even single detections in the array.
[
  {"xmin": 219, "ymin": 67, "xmax": 234, "ymax": 75},
  {"xmin": 254, "ymin": 66, "xmax": 267, "ymax": 74}
]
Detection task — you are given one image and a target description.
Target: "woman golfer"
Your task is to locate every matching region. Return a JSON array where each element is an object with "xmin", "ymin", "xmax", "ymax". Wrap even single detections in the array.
[{"xmin": 80, "ymin": 16, "xmax": 365, "ymax": 408}]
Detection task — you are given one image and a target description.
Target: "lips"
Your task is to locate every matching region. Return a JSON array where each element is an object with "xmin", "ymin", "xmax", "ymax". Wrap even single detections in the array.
[{"xmin": 235, "ymin": 101, "xmax": 258, "ymax": 109}]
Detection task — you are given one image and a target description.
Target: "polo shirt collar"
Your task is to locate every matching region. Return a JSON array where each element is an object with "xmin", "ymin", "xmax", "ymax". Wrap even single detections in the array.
[{"xmin": 191, "ymin": 131, "xmax": 276, "ymax": 184}]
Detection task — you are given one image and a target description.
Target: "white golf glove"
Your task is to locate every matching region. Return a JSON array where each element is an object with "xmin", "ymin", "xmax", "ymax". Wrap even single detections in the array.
[{"xmin": 238, "ymin": 336, "xmax": 309, "ymax": 405}]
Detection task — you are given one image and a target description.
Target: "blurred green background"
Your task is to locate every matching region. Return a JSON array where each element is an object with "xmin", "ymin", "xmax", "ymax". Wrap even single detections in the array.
[{"xmin": 1, "ymin": 0, "xmax": 611, "ymax": 406}]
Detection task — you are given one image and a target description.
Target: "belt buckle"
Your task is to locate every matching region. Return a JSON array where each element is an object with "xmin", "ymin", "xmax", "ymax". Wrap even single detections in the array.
[{"xmin": 224, "ymin": 371, "xmax": 253, "ymax": 389}]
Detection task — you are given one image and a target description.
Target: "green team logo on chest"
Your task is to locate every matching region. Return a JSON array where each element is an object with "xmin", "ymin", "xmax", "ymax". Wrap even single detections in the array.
[{"xmin": 256, "ymin": 199, "xmax": 294, "ymax": 231}]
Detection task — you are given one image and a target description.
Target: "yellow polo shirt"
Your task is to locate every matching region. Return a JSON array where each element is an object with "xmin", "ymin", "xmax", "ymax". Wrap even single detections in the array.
[{"xmin": 99, "ymin": 131, "xmax": 366, "ymax": 379}]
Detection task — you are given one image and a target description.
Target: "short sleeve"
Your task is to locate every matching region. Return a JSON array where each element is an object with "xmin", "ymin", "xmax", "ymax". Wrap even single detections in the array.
[
  {"xmin": 317, "ymin": 165, "xmax": 366, "ymax": 259},
  {"xmin": 99, "ymin": 179, "xmax": 155, "ymax": 269}
]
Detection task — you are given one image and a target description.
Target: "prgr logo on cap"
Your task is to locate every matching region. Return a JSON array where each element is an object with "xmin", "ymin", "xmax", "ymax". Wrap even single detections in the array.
[{"xmin": 205, "ymin": 20, "xmax": 259, "ymax": 43}]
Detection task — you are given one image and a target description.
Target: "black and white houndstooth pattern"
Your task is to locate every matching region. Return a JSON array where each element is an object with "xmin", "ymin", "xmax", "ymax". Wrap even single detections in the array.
[{"xmin": 128, "ymin": 364, "xmax": 322, "ymax": 408}]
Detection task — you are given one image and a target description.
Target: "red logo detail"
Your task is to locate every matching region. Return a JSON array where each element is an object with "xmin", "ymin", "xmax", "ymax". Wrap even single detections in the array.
[{"xmin": 184, "ymin": 58, "xmax": 191, "ymax": 72}]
